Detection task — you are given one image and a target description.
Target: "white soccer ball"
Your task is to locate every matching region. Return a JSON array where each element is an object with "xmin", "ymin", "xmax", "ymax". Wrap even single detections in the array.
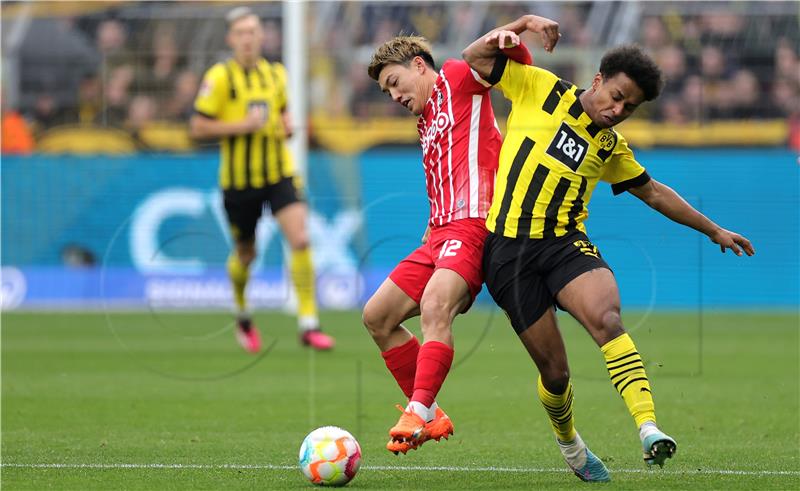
[{"xmin": 298, "ymin": 426, "xmax": 361, "ymax": 486}]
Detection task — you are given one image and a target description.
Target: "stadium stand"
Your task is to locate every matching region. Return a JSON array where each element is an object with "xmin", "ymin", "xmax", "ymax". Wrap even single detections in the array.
[{"xmin": 2, "ymin": 1, "xmax": 798, "ymax": 152}]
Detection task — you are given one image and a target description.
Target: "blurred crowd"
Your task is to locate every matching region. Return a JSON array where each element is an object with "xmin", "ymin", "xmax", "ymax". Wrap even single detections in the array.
[
  {"xmin": 641, "ymin": 12, "xmax": 799, "ymax": 123},
  {"xmin": 8, "ymin": 16, "xmax": 203, "ymax": 135},
  {"xmin": 2, "ymin": 1, "xmax": 799, "ymax": 153},
  {"xmin": 316, "ymin": 3, "xmax": 800, "ymax": 123}
]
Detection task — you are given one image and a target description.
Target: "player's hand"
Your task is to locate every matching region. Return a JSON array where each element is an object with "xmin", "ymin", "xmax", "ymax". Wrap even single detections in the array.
[
  {"xmin": 421, "ymin": 225, "xmax": 431, "ymax": 244},
  {"xmin": 243, "ymin": 107, "xmax": 265, "ymax": 133},
  {"xmin": 524, "ymin": 15, "xmax": 561, "ymax": 52},
  {"xmin": 484, "ymin": 30, "xmax": 521, "ymax": 50},
  {"xmin": 282, "ymin": 111, "xmax": 294, "ymax": 138},
  {"xmin": 709, "ymin": 228, "xmax": 755, "ymax": 256}
]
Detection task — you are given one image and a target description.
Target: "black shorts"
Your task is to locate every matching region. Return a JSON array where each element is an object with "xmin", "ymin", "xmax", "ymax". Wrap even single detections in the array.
[
  {"xmin": 223, "ymin": 177, "xmax": 304, "ymax": 242},
  {"xmin": 482, "ymin": 230, "xmax": 611, "ymax": 334}
]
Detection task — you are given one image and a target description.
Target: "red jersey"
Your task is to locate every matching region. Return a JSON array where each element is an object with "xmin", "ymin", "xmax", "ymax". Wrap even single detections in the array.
[{"xmin": 417, "ymin": 59, "xmax": 501, "ymax": 227}]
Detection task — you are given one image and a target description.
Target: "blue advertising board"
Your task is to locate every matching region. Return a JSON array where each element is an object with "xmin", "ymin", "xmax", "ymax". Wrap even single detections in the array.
[{"xmin": 1, "ymin": 148, "xmax": 797, "ymax": 310}]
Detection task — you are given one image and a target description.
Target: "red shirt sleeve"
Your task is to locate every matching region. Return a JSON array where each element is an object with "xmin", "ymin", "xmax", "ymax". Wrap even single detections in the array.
[
  {"xmin": 442, "ymin": 59, "xmax": 493, "ymax": 95},
  {"xmin": 501, "ymin": 43, "xmax": 533, "ymax": 66}
]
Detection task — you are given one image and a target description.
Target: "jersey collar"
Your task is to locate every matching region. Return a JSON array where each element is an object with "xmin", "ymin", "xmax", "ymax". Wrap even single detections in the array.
[
  {"xmin": 568, "ymin": 88, "xmax": 586, "ymax": 119},
  {"xmin": 570, "ymin": 88, "xmax": 605, "ymax": 138},
  {"xmin": 230, "ymin": 57, "xmax": 266, "ymax": 71}
]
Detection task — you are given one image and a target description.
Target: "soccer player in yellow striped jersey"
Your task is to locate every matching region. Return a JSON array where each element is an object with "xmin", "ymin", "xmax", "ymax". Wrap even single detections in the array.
[
  {"xmin": 464, "ymin": 14, "xmax": 755, "ymax": 480},
  {"xmin": 190, "ymin": 7, "xmax": 334, "ymax": 352}
]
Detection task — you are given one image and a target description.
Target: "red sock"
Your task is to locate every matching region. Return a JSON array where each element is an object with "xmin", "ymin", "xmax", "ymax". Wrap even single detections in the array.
[
  {"xmin": 411, "ymin": 341, "xmax": 454, "ymax": 407},
  {"xmin": 381, "ymin": 337, "xmax": 420, "ymax": 399}
]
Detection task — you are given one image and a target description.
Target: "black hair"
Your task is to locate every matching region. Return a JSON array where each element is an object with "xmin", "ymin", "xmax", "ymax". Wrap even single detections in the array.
[{"xmin": 599, "ymin": 45, "xmax": 664, "ymax": 101}]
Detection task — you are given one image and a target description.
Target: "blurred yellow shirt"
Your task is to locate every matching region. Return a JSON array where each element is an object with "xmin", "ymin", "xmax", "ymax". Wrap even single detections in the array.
[{"xmin": 194, "ymin": 58, "xmax": 294, "ymax": 190}]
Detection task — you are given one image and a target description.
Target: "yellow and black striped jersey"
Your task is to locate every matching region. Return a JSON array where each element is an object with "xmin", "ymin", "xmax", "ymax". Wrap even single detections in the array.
[
  {"xmin": 194, "ymin": 58, "xmax": 294, "ymax": 190},
  {"xmin": 486, "ymin": 57, "xmax": 651, "ymax": 239}
]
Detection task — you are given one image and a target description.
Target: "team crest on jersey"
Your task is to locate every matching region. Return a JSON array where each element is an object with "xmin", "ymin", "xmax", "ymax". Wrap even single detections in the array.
[
  {"xmin": 437, "ymin": 91, "xmax": 444, "ymax": 107},
  {"xmin": 598, "ymin": 131, "xmax": 617, "ymax": 151}
]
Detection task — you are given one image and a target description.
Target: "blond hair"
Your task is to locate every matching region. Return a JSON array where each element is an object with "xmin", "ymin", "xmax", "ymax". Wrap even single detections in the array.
[
  {"xmin": 367, "ymin": 35, "xmax": 435, "ymax": 81},
  {"xmin": 226, "ymin": 6, "xmax": 258, "ymax": 28}
]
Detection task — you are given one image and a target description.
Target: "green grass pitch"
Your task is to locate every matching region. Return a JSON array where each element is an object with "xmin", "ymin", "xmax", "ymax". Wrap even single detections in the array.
[{"xmin": 2, "ymin": 310, "xmax": 798, "ymax": 489}]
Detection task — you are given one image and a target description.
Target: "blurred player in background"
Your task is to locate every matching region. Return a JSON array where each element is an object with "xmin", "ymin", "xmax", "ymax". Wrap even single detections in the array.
[
  {"xmin": 363, "ymin": 35, "xmax": 528, "ymax": 456},
  {"xmin": 464, "ymin": 14, "xmax": 755, "ymax": 476},
  {"xmin": 190, "ymin": 7, "xmax": 334, "ymax": 352}
]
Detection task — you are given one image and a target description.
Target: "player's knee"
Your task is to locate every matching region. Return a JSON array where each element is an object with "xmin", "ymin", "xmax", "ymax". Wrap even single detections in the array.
[
  {"xmin": 419, "ymin": 297, "xmax": 449, "ymax": 325},
  {"xmin": 362, "ymin": 302, "xmax": 392, "ymax": 340},
  {"xmin": 361, "ymin": 303, "xmax": 380, "ymax": 331},
  {"xmin": 591, "ymin": 308, "xmax": 624, "ymax": 343},
  {"xmin": 536, "ymin": 355, "xmax": 571, "ymax": 393},
  {"xmin": 541, "ymin": 370, "xmax": 570, "ymax": 395},
  {"xmin": 284, "ymin": 227, "xmax": 309, "ymax": 250},
  {"xmin": 288, "ymin": 237, "xmax": 310, "ymax": 251},
  {"xmin": 237, "ymin": 248, "xmax": 255, "ymax": 266},
  {"xmin": 419, "ymin": 297, "xmax": 455, "ymax": 339},
  {"xmin": 600, "ymin": 308, "xmax": 623, "ymax": 331}
]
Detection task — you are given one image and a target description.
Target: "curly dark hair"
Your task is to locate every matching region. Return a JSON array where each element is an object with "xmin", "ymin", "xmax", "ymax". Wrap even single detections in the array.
[{"xmin": 599, "ymin": 45, "xmax": 664, "ymax": 101}]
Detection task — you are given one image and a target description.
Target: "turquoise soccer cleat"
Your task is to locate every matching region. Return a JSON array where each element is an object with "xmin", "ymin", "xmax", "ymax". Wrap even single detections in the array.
[
  {"xmin": 642, "ymin": 431, "xmax": 677, "ymax": 468},
  {"xmin": 558, "ymin": 434, "xmax": 611, "ymax": 483},
  {"xmin": 571, "ymin": 448, "xmax": 611, "ymax": 483}
]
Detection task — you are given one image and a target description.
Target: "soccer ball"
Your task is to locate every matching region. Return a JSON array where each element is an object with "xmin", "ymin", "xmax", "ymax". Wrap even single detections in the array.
[{"xmin": 299, "ymin": 426, "xmax": 361, "ymax": 486}]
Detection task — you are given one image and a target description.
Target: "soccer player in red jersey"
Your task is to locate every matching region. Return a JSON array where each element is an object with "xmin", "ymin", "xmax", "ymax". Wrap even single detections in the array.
[{"xmin": 363, "ymin": 35, "xmax": 519, "ymax": 454}]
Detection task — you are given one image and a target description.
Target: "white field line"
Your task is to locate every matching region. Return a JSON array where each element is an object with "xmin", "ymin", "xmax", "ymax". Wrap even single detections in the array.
[{"xmin": 1, "ymin": 463, "xmax": 798, "ymax": 476}]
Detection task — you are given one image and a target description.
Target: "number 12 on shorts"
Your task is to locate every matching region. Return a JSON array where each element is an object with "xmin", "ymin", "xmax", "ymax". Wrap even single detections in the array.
[{"xmin": 438, "ymin": 239, "xmax": 462, "ymax": 258}]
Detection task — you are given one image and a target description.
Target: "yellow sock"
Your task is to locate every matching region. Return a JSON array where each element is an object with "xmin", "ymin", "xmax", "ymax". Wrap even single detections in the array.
[
  {"xmin": 227, "ymin": 253, "xmax": 250, "ymax": 312},
  {"xmin": 537, "ymin": 376, "xmax": 577, "ymax": 442},
  {"xmin": 602, "ymin": 333, "xmax": 656, "ymax": 428},
  {"xmin": 290, "ymin": 247, "xmax": 317, "ymax": 321}
]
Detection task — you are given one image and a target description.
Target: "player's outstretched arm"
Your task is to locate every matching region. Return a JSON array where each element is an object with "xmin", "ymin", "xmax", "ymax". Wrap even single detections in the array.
[
  {"xmin": 629, "ymin": 179, "xmax": 756, "ymax": 256},
  {"xmin": 462, "ymin": 14, "xmax": 560, "ymax": 79},
  {"xmin": 189, "ymin": 109, "xmax": 264, "ymax": 140}
]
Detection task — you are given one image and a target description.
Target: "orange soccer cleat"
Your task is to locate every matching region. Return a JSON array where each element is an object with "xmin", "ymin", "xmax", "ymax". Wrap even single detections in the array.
[{"xmin": 386, "ymin": 405, "xmax": 454, "ymax": 455}]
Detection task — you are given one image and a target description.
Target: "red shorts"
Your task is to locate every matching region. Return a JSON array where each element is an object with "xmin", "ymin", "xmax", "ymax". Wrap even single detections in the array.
[{"xmin": 389, "ymin": 218, "xmax": 488, "ymax": 309}]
